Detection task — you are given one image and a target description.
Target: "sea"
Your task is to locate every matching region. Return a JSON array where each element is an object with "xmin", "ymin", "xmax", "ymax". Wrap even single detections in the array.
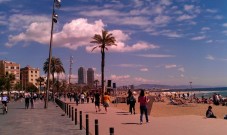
[{"xmin": 173, "ymin": 87, "xmax": 227, "ymax": 98}]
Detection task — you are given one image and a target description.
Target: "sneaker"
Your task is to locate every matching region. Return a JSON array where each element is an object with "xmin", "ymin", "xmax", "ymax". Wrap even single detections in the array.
[
  {"xmin": 146, "ymin": 121, "xmax": 150, "ymax": 123},
  {"xmin": 140, "ymin": 121, "xmax": 143, "ymax": 125}
]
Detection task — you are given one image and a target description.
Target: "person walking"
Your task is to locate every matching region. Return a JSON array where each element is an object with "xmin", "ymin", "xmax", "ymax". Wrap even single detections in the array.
[
  {"xmin": 138, "ymin": 90, "xmax": 149, "ymax": 124},
  {"xmin": 94, "ymin": 91, "xmax": 101, "ymax": 112},
  {"xmin": 129, "ymin": 92, "xmax": 136, "ymax": 114},
  {"xmin": 103, "ymin": 92, "xmax": 111, "ymax": 112},
  {"xmin": 24, "ymin": 91, "xmax": 31, "ymax": 109},
  {"xmin": 30, "ymin": 93, "xmax": 34, "ymax": 109}
]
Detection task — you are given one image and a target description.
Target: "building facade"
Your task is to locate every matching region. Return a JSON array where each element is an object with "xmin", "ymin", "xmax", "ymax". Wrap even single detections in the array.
[
  {"xmin": 20, "ymin": 65, "xmax": 40, "ymax": 89},
  {"xmin": 87, "ymin": 68, "xmax": 94, "ymax": 87},
  {"xmin": 78, "ymin": 67, "xmax": 87, "ymax": 84},
  {"xmin": 0, "ymin": 60, "xmax": 20, "ymax": 86}
]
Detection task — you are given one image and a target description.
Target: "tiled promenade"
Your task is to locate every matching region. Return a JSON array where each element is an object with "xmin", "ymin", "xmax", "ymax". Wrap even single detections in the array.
[
  {"xmin": 0, "ymin": 99, "xmax": 86, "ymax": 135},
  {"xmin": 63, "ymin": 98, "xmax": 227, "ymax": 135},
  {"xmin": 1, "ymin": 98, "xmax": 227, "ymax": 135}
]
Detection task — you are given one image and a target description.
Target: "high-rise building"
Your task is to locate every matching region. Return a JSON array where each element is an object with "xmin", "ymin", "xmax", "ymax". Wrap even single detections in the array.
[
  {"xmin": 0, "ymin": 60, "xmax": 20, "ymax": 85},
  {"xmin": 20, "ymin": 65, "xmax": 40, "ymax": 88},
  {"xmin": 87, "ymin": 68, "xmax": 94, "ymax": 87},
  {"xmin": 78, "ymin": 67, "xmax": 87, "ymax": 84}
]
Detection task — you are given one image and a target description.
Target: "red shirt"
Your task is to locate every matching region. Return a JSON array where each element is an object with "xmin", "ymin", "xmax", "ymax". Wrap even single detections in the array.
[{"xmin": 138, "ymin": 96, "xmax": 147, "ymax": 106}]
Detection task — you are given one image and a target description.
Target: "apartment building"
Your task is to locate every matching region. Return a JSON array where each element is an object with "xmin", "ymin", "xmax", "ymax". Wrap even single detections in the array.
[
  {"xmin": 20, "ymin": 65, "xmax": 40, "ymax": 88},
  {"xmin": 0, "ymin": 60, "xmax": 20, "ymax": 85}
]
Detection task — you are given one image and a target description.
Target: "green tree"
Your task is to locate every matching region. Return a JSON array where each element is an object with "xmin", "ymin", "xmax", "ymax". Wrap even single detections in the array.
[
  {"xmin": 26, "ymin": 82, "xmax": 38, "ymax": 93},
  {"xmin": 43, "ymin": 57, "xmax": 65, "ymax": 92},
  {"xmin": 5, "ymin": 72, "xmax": 15, "ymax": 93},
  {"xmin": 90, "ymin": 29, "xmax": 117, "ymax": 100},
  {"xmin": 36, "ymin": 76, "xmax": 45, "ymax": 94},
  {"xmin": 0, "ymin": 78, "xmax": 5, "ymax": 92}
]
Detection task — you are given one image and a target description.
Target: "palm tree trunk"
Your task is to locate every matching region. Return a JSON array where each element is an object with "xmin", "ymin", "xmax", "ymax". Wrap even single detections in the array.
[{"xmin": 101, "ymin": 48, "xmax": 105, "ymax": 103}]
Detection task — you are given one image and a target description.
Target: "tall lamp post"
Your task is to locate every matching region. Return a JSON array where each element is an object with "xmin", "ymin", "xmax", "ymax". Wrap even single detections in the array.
[{"xmin": 45, "ymin": 0, "xmax": 61, "ymax": 109}]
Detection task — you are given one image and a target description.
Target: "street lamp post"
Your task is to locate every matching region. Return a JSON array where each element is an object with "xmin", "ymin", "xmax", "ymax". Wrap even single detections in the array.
[{"xmin": 45, "ymin": 0, "xmax": 61, "ymax": 109}]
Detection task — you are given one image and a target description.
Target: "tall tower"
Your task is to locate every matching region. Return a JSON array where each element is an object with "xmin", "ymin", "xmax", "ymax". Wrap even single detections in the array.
[
  {"xmin": 87, "ymin": 68, "xmax": 94, "ymax": 87},
  {"xmin": 68, "ymin": 56, "xmax": 73, "ymax": 91},
  {"xmin": 78, "ymin": 67, "xmax": 86, "ymax": 84}
]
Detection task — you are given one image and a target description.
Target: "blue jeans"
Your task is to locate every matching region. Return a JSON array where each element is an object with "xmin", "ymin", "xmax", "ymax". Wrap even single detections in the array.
[{"xmin": 140, "ymin": 105, "xmax": 149, "ymax": 122}]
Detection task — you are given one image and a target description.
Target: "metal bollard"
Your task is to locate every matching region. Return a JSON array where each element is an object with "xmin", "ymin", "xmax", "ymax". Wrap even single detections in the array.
[
  {"xmin": 110, "ymin": 127, "xmax": 114, "ymax": 135},
  {"xmin": 69, "ymin": 105, "xmax": 71, "ymax": 118},
  {"xmin": 64, "ymin": 103, "xmax": 66, "ymax": 113},
  {"xmin": 75, "ymin": 108, "xmax": 77, "ymax": 125},
  {"xmin": 72, "ymin": 107, "xmax": 74, "ymax": 121},
  {"xmin": 95, "ymin": 119, "xmax": 99, "ymax": 135},
  {"xmin": 80, "ymin": 111, "xmax": 82, "ymax": 130},
  {"xmin": 66, "ymin": 104, "xmax": 68, "ymax": 115},
  {"xmin": 86, "ymin": 114, "xmax": 89, "ymax": 135}
]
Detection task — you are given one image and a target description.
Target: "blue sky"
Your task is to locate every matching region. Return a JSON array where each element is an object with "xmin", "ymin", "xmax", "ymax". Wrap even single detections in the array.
[{"xmin": 0, "ymin": 0, "xmax": 227, "ymax": 87}]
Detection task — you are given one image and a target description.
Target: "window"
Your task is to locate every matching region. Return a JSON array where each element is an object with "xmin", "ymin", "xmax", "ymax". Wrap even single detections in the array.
[
  {"xmin": 35, "ymin": 71, "xmax": 37, "ymax": 73},
  {"xmin": 11, "ymin": 67, "xmax": 14, "ymax": 69},
  {"xmin": 31, "ymin": 71, "xmax": 33, "ymax": 73}
]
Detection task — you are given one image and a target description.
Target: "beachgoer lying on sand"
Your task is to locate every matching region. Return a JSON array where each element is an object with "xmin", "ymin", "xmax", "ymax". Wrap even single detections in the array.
[{"xmin": 206, "ymin": 106, "xmax": 216, "ymax": 118}]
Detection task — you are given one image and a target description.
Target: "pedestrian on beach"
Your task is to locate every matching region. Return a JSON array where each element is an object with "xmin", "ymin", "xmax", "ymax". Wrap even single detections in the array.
[
  {"xmin": 94, "ymin": 90, "xmax": 101, "ymax": 112},
  {"xmin": 103, "ymin": 92, "xmax": 111, "ymax": 112},
  {"xmin": 138, "ymin": 90, "xmax": 149, "ymax": 124},
  {"xmin": 206, "ymin": 106, "xmax": 216, "ymax": 118},
  {"xmin": 128, "ymin": 92, "xmax": 136, "ymax": 114}
]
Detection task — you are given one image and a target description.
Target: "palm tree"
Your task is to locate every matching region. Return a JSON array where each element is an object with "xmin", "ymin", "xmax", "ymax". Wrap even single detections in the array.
[
  {"xmin": 36, "ymin": 77, "xmax": 45, "ymax": 94},
  {"xmin": 43, "ymin": 57, "xmax": 65, "ymax": 98},
  {"xmin": 90, "ymin": 29, "xmax": 117, "ymax": 100}
]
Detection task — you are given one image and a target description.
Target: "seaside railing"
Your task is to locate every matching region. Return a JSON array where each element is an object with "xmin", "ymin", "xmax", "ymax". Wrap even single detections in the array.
[{"xmin": 55, "ymin": 98, "xmax": 115, "ymax": 135}]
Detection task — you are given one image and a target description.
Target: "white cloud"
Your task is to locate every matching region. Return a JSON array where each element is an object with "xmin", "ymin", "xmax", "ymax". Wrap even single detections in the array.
[
  {"xmin": 138, "ymin": 54, "xmax": 175, "ymax": 58},
  {"xmin": 140, "ymin": 68, "xmax": 148, "ymax": 72},
  {"xmin": 154, "ymin": 15, "xmax": 171, "ymax": 25},
  {"xmin": 110, "ymin": 74, "xmax": 130, "ymax": 80},
  {"xmin": 214, "ymin": 15, "xmax": 223, "ymax": 20},
  {"xmin": 178, "ymin": 67, "xmax": 184, "ymax": 72},
  {"xmin": 223, "ymin": 23, "xmax": 227, "ymax": 27},
  {"xmin": 116, "ymin": 17, "xmax": 151, "ymax": 26},
  {"xmin": 177, "ymin": 14, "xmax": 196, "ymax": 21},
  {"xmin": 223, "ymin": 30, "xmax": 227, "ymax": 35},
  {"xmin": 201, "ymin": 27, "xmax": 210, "ymax": 31},
  {"xmin": 184, "ymin": 5, "xmax": 194, "ymax": 11},
  {"xmin": 206, "ymin": 40, "xmax": 213, "ymax": 43},
  {"xmin": 87, "ymin": 41, "xmax": 159, "ymax": 53},
  {"xmin": 8, "ymin": 14, "xmax": 49, "ymax": 31},
  {"xmin": 79, "ymin": 9, "xmax": 122, "ymax": 17},
  {"xmin": 6, "ymin": 17, "xmax": 157, "ymax": 52},
  {"xmin": 191, "ymin": 35, "xmax": 206, "ymax": 40},
  {"xmin": 0, "ymin": 0, "xmax": 10, "ymax": 3},
  {"xmin": 206, "ymin": 55, "xmax": 215, "ymax": 60},
  {"xmin": 160, "ymin": 0, "xmax": 171, "ymax": 6},
  {"xmin": 206, "ymin": 9, "xmax": 217, "ymax": 13},
  {"xmin": 115, "ymin": 64, "xmax": 143, "ymax": 68},
  {"xmin": 165, "ymin": 64, "xmax": 177, "ymax": 69},
  {"xmin": 0, "ymin": 52, "xmax": 8, "ymax": 55}
]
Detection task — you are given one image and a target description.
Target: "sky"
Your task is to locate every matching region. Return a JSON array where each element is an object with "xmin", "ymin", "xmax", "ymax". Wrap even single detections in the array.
[{"xmin": 0, "ymin": 0, "xmax": 227, "ymax": 87}]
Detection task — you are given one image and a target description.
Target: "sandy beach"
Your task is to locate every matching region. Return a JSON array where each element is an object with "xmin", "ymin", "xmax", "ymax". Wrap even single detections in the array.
[{"xmin": 112, "ymin": 92, "xmax": 227, "ymax": 119}]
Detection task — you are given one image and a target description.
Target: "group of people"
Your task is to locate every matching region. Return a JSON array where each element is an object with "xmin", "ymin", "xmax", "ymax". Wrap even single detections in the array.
[{"xmin": 126, "ymin": 90, "xmax": 150, "ymax": 124}]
